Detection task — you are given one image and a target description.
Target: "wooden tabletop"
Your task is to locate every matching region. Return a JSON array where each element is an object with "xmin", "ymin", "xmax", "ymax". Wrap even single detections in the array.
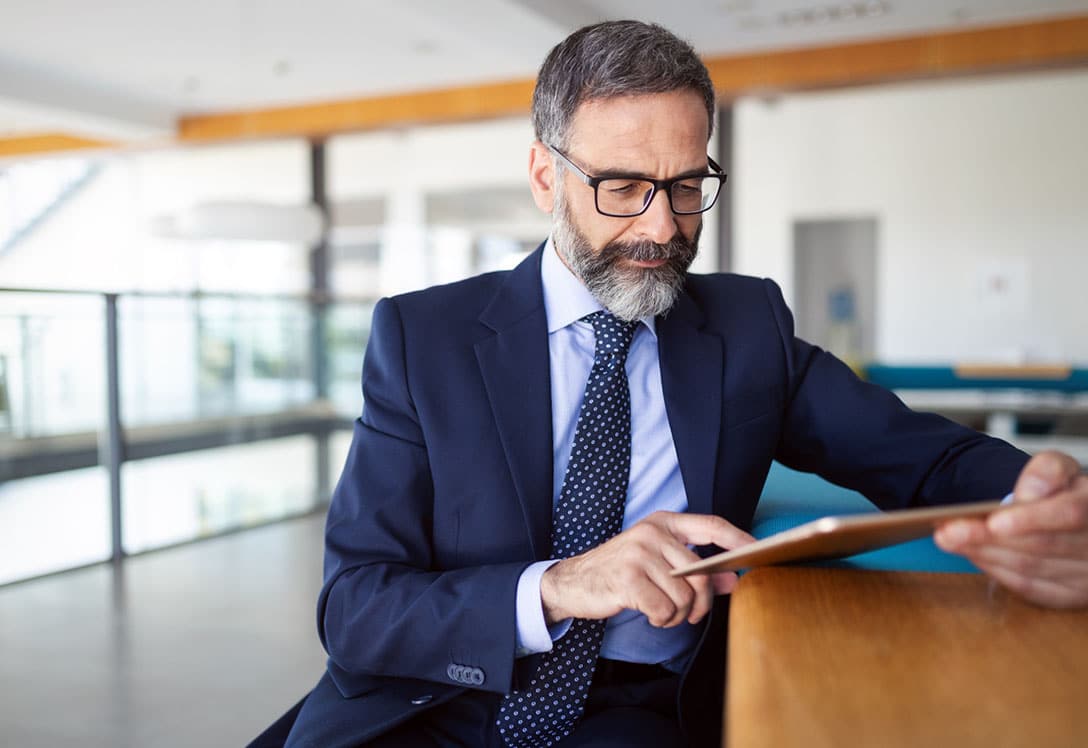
[{"xmin": 726, "ymin": 567, "xmax": 1088, "ymax": 748}]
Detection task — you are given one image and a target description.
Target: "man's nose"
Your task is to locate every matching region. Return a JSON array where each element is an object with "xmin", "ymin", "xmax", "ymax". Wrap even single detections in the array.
[{"xmin": 632, "ymin": 188, "xmax": 678, "ymax": 244}]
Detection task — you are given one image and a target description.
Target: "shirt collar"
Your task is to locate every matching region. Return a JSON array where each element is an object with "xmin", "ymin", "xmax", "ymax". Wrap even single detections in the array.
[{"xmin": 540, "ymin": 236, "xmax": 657, "ymax": 338}]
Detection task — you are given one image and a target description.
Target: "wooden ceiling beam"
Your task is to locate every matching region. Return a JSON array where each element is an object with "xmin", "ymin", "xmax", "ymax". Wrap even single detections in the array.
[
  {"xmin": 7, "ymin": 14, "xmax": 1088, "ymax": 154},
  {"xmin": 178, "ymin": 79, "xmax": 536, "ymax": 142},
  {"xmin": 178, "ymin": 14, "xmax": 1088, "ymax": 143},
  {"xmin": 0, "ymin": 133, "xmax": 114, "ymax": 159},
  {"xmin": 706, "ymin": 14, "xmax": 1088, "ymax": 98}
]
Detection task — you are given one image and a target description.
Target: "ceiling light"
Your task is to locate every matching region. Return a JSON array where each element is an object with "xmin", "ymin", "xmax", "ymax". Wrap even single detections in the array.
[
  {"xmin": 413, "ymin": 40, "xmax": 439, "ymax": 56},
  {"xmin": 152, "ymin": 201, "xmax": 326, "ymax": 244},
  {"xmin": 718, "ymin": 0, "xmax": 756, "ymax": 14},
  {"xmin": 739, "ymin": 15, "xmax": 769, "ymax": 30},
  {"xmin": 780, "ymin": 1, "xmax": 891, "ymax": 27}
]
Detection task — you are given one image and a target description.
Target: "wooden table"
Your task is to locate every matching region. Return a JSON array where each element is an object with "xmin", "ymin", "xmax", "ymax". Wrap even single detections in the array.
[{"xmin": 726, "ymin": 567, "xmax": 1088, "ymax": 748}]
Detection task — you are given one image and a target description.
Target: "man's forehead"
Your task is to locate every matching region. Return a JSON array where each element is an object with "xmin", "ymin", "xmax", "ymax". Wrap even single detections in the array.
[{"xmin": 565, "ymin": 90, "xmax": 710, "ymax": 171}]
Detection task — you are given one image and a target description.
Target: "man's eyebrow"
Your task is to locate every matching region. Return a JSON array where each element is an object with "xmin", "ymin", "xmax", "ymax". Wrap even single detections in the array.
[{"xmin": 593, "ymin": 163, "xmax": 714, "ymax": 181}]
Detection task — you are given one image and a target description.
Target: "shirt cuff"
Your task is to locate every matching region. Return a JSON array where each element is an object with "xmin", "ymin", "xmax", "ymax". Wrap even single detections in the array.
[
  {"xmin": 1001, "ymin": 492, "xmax": 1014, "ymax": 505},
  {"xmin": 514, "ymin": 559, "xmax": 566, "ymax": 657}
]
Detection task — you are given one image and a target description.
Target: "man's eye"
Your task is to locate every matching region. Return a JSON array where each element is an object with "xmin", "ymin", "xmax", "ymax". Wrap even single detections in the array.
[{"xmin": 605, "ymin": 182, "xmax": 638, "ymax": 194}]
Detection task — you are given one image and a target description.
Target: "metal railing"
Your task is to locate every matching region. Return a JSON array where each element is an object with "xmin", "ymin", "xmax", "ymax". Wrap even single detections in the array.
[{"xmin": 0, "ymin": 286, "xmax": 374, "ymax": 582}]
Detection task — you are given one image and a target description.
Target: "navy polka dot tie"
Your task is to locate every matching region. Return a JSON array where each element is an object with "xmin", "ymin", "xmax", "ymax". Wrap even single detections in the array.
[{"xmin": 497, "ymin": 311, "xmax": 640, "ymax": 748}]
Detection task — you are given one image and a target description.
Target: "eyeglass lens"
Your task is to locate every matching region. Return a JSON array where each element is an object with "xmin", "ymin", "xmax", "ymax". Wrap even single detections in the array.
[{"xmin": 597, "ymin": 177, "xmax": 718, "ymax": 216}]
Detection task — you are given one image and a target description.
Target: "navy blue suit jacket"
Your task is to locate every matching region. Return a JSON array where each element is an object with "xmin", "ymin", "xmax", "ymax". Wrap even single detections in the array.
[{"xmin": 285, "ymin": 246, "xmax": 1027, "ymax": 747}]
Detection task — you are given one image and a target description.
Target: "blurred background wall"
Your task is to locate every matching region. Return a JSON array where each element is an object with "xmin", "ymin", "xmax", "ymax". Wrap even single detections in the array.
[{"xmin": 734, "ymin": 69, "xmax": 1088, "ymax": 363}]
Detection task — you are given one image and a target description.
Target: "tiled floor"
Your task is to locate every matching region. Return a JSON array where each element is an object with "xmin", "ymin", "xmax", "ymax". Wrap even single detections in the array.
[{"xmin": 0, "ymin": 513, "xmax": 329, "ymax": 748}]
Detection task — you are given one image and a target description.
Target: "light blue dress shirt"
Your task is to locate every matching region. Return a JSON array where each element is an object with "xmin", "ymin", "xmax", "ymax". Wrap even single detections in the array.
[{"xmin": 514, "ymin": 240, "xmax": 698, "ymax": 670}]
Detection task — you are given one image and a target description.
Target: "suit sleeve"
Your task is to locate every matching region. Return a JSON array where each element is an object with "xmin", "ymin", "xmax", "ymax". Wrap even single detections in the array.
[
  {"xmin": 317, "ymin": 297, "xmax": 529, "ymax": 696},
  {"xmin": 762, "ymin": 278, "xmax": 1029, "ymax": 508}
]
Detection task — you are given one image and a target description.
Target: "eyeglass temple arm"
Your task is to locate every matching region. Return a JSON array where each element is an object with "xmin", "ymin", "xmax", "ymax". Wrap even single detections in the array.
[{"xmin": 547, "ymin": 145, "xmax": 595, "ymax": 185}]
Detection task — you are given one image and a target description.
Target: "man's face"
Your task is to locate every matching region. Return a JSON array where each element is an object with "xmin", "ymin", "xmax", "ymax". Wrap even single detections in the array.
[{"xmin": 538, "ymin": 90, "xmax": 709, "ymax": 320}]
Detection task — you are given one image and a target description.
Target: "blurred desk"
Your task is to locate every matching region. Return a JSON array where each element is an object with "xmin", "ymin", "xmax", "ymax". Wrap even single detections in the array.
[
  {"xmin": 864, "ymin": 363, "xmax": 1088, "ymax": 442},
  {"xmin": 725, "ymin": 568, "xmax": 1088, "ymax": 748},
  {"xmin": 894, "ymin": 389, "xmax": 1088, "ymax": 442}
]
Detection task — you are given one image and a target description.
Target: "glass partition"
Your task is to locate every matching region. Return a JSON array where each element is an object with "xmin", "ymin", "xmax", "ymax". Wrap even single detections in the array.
[
  {"xmin": 121, "ymin": 435, "xmax": 319, "ymax": 554},
  {"xmin": 0, "ymin": 292, "xmax": 106, "ymax": 436},
  {"xmin": 0, "ymin": 288, "xmax": 365, "ymax": 584},
  {"xmin": 119, "ymin": 295, "xmax": 317, "ymax": 426},
  {"xmin": 326, "ymin": 301, "xmax": 373, "ymax": 418},
  {"xmin": 0, "ymin": 292, "xmax": 111, "ymax": 583}
]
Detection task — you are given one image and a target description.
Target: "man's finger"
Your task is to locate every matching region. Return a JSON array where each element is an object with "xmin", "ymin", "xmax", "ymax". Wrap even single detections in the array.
[
  {"xmin": 934, "ymin": 518, "xmax": 992, "ymax": 551},
  {"xmin": 637, "ymin": 557, "xmax": 705, "ymax": 627},
  {"xmin": 656, "ymin": 512, "xmax": 755, "ymax": 550},
  {"xmin": 970, "ymin": 556, "xmax": 1088, "ymax": 609},
  {"xmin": 624, "ymin": 574, "xmax": 685, "ymax": 628},
  {"xmin": 964, "ymin": 529, "xmax": 1088, "ymax": 559},
  {"xmin": 966, "ymin": 545, "xmax": 1088, "ymax": 584},
  {"xmin": 711, "ymin": 571, "xmax": 739, "ymax": 596},
  {"xmin": 989, "ymin": 488, "xmax": 1088, "ymax": 538},
  {"xmin": 1013, "ymin": 451, "xmax": 1082, "ymax": 502},
  {"xmin": 656, "ymin": 542, "xmax": 714, "ymax": 625}
]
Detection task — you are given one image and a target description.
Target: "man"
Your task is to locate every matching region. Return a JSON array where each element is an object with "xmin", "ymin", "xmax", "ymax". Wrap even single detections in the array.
[{"xmin": 280, "ymin": 20, "xmax": 1088, "ymax": 748}]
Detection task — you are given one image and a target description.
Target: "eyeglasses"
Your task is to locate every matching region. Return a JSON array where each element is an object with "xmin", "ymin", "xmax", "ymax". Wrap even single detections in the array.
[{"xmin": 547, "ymin": 144, "xmax": 727, "ymax": 218}]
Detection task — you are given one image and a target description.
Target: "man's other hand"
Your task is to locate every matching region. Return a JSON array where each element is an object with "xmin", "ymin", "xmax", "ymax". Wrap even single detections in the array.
[
  {"xmin": 935, "ymin": 450, "xmax": 1088, "ymax": 609},
  {"xmin": 540, "ymin": 511, "xmax": 755, "ymax": 627}
]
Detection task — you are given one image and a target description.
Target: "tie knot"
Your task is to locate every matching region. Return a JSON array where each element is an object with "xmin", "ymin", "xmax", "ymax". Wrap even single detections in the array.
[{"xmin": 583, "ymin": 311, "xmax": 639, "ymax": 359}]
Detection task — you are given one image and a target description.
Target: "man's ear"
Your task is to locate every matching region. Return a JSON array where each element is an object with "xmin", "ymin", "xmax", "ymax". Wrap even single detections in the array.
[{"xmin": 528, "ymin": 141, "xmax": 556, "ymax": 214}]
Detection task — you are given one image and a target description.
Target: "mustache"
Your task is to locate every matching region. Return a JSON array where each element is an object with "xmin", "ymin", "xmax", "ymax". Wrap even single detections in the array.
[{"xmin": 596, "ymin": 234, "xmax": 698, "ymax": 265}]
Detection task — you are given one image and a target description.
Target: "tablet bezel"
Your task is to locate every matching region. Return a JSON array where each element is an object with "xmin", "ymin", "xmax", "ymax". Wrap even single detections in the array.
[{"xmin": 671, "ymin": 500, "xmax": 1006, "ymax": 577}]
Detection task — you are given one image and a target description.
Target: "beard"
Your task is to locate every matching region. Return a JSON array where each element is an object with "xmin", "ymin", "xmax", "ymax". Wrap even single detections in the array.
[{"xmin": 552, "ymin": 196, "xmax": 700, "ymax": 322}]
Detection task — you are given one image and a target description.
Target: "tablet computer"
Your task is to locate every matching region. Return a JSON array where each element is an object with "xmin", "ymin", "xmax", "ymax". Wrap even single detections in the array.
[{"xmin": 671, "ymin": 500, "xmax": 1005, "ymax": 577}]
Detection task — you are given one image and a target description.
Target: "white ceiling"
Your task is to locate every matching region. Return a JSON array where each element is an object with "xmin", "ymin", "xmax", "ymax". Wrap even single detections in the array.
[{"xmin": 1, "ymin": 0, "xmax": 1086, "ymax": 141}]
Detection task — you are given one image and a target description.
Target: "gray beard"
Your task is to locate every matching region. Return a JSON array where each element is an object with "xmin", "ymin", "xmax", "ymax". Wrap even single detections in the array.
[{"xmin": 552, "ymin": 198, "xmax": 700, "ymax": 322}]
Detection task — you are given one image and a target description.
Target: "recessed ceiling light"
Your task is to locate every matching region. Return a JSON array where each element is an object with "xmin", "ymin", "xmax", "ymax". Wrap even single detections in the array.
[
  {"xmin": 780, "ymin": 1, "xmax": 891, "ymax": 27},
  {"xmin": 719, "ymin": 0, "xmax": 756, "ymax": 14},
  {"xmin": 413, "ymin": 40, "xmax": 440, "ymax": 56},
  {"xmin": 739, "ymin": 15, "xmax": 769, "ymax": 30}
]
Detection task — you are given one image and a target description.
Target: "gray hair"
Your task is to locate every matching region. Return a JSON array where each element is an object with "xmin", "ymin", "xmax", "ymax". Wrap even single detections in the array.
[{"xmin": 532, "ymin": 20, "xmax": 716, "ymax": 149}]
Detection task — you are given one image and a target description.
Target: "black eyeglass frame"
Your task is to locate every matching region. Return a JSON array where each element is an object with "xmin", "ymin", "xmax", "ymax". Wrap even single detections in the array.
[{"xmin": 547, "ymin": 144, "xmax": 727, "ymax": 218}]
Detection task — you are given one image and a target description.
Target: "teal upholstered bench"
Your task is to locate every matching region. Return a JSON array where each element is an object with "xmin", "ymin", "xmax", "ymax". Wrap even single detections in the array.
[
  {"xmin": 863, "ymin": 364, "xmax": 1088, "ymax": 393},
  {"xmin": 752, "ymin": 461, "xmax": 978, "ymax": 573}
]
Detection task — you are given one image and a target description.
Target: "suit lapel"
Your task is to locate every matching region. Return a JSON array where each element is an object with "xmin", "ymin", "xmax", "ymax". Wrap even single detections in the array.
[
  {"xmin": 474, "ymin": 247, "xmax": 554, "ymax": 559},
  {"xmin": 473, "ymin": 251, "xmax": 724, "ymax": 555},
  {"xmin": 657, "ymin": 290, "xmax": 723, "ymax": 518}
]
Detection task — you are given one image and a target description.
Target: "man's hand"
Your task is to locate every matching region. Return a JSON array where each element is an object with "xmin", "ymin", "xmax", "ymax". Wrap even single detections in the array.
[
  {"xmin": 540, "ymin": 511, "xmax": 755, "ymax": 627},
  {"xmin": 935, "ymin": 450, "xmax": 1088, "ymax": 609}
]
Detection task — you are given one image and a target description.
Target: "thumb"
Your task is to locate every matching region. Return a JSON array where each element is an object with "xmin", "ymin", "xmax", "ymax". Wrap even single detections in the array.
[{"xmin": 1013, "ymin": 451, "xmax": 1081, "ymax": 502}]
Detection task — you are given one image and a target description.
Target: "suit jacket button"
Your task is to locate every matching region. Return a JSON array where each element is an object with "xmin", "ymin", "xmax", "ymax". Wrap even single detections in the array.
[
  {"xmin": 410, "ymin": 694, "xmax": 433, "ymax": 705},
  {"xmin": 446, "ymin": 664, "xmax": 460, "ymax": 682}
]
